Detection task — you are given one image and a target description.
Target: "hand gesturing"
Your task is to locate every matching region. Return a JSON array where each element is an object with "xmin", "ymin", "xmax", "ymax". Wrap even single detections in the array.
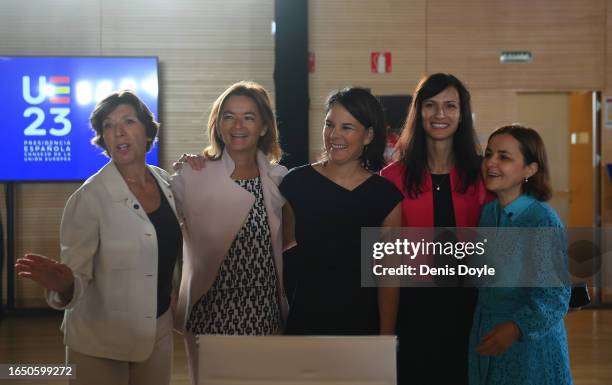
[{"xmin": 15, "ymin": 253, "xmax": 74, "ymax": 302}]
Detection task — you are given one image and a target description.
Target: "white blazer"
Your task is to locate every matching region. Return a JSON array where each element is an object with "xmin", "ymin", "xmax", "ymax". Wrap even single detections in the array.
[{"xmin": 46, "ymin": 161, "xmax": 178, "ymax": 362}]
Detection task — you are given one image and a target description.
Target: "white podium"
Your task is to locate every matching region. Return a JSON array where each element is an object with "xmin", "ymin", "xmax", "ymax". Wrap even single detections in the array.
[{"xmin": 197, "ymin": 335, "xmax": 397, "ymax": 385}]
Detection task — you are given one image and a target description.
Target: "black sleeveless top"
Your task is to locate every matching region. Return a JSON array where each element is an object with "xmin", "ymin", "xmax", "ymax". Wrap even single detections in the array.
[{"xmin": 147, "ymin": 178, "xmax": 182, "ymax": 317}]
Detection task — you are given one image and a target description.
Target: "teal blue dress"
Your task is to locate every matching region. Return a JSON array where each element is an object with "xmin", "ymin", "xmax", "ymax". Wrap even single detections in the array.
[{"xmin": 469, "ymin": 195, "xmax": 573, "ymax": 385}]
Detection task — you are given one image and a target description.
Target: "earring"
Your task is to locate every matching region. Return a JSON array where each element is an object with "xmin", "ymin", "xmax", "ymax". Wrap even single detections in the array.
[{"xmin": 524, "ymin": 177, "xmax": 529, "ymax": 183}]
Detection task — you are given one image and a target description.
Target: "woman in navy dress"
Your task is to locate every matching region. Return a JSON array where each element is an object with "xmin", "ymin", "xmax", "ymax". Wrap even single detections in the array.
[
  {"xmin": 470, "ymin": 124, "xmax": 573, "ymax": 385},
  {"xmin": 280, "ymin": 87, "xmax": 403, "ymax": 335}
]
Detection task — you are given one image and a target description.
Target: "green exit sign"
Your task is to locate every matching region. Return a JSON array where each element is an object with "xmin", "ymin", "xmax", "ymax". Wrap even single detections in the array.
[{"xmin": 500, "ymin": 51, "xmax": 533, "ymax": 63}]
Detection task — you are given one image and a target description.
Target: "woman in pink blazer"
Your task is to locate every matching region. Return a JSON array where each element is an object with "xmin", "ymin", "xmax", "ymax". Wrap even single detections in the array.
[{"xmin": 171, "ymin": 81, "xmax": 289, "ymax": 384}]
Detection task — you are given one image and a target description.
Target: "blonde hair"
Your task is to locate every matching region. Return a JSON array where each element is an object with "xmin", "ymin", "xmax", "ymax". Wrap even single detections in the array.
[{"xmin": 204, "ymin": 81, "xmax": 282, "ymax": 163}]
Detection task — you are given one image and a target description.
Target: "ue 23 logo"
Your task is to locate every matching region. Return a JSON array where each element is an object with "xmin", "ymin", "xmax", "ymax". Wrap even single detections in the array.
[{"xmin": 22, "ymin": 76, "xmax": 71, "ymax": 137}]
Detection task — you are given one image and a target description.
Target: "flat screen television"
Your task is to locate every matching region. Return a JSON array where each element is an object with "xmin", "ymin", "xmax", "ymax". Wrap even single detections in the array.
[{"xmin": 0, "ymin": 56, "xmax": 159, "ymax": 181}]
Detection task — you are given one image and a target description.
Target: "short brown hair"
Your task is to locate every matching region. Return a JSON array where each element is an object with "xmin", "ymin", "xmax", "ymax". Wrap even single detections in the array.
[
  {"xmin": 488, "ymin": 124, "xmax": 552, "ymax": 201},
  {"xmin": 204, "ymin": 81, "xmax": 282, "ymax": 163},
  {"xmin": 322, "ymin": 87, "xmax": 387, "ymax": 172},
  {"xmin": 90, "ymin": 90, "xmax": 159, "ymax": 156}
]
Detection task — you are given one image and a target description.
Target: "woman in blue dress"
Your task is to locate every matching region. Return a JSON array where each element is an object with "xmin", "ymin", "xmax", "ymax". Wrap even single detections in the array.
[{"xmin": 470, "ymin": 124, "xmax": 573, "ymax": 385}]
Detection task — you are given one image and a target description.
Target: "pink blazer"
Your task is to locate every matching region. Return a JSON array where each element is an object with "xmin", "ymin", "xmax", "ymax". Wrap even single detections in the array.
[
  {"xmin": 171, "ymin": 149, "xmax": 289, "ymax": 384},
  {"xmin": 171, "ymin": 149, "xmax": 289, "ymax": 334}
]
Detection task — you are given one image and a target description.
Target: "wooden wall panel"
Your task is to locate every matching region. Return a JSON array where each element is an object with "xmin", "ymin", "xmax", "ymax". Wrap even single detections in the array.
[
  {"xmin": 0, "ymin": 0, "xmax": 274, "ymax": 307},
  {"xmin": 427, "ymin": 0, "xmax": 606, "ymax": 91},
  {"xmin": 309, "ymin": 0, "xmax": 426, "ymax": 161},
  {"xmin": 13, "ymin": 184, "xmax": 80, "ymax": 308},
  {"xmin": 607, "ymin": 0, "xmax": 612, "ymax": 90},
  {"xmin": 308, "ymin": 107, "xmax": 325, "ymax": 161},
  {"xmin": 309, "ymin": 0, "xmax": 425, "ymax": 88},
  {"xmin": 101, "ymin": 0, "xmax": 276, "ymax": 171},
  {"xmin": 470, "ymin": 89, "xmax": 519, "ymax": 145},
  {"xmin": 101, "ymin": 0, "xmax": 273, "ymax": 50},
  {"xmin": 604, "ymin": 0, "xmax": 612, "ymax": 230},
  {"xmin": 603, "ymin": 105, "xmax": 612, "ymax": 226},
  {"xmin": 601, "ymin": 90, "xmax": 612, "ymax": 302},
  {"xmin": 601, "ymin": 0, "xmax": 611, "ymax": 299},
  {"xmin": 0, "ymin": 0, "xmax": 101, "ymax": 55},
  {"xmin": 518, "ymin": 93, "xmax": 571, "ymax": 223}
]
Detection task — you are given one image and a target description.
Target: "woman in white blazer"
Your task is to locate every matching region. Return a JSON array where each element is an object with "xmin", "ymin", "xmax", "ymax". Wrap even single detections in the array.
[
  {"xmin": 15, "ymin": 91, "xmax": 181, "ymax": 385},
  {"xmin": 171, "ymin": 81, "xmax": 289, "ymax": 384}
]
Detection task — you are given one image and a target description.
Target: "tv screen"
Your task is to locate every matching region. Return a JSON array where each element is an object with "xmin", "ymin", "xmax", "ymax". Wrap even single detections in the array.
[{"xmin": 0, "ymin": 56, "xmax": 159, "ymax": 181}]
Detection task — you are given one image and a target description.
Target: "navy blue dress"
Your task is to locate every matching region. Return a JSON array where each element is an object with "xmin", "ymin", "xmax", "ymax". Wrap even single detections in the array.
[{"xmin": 279, "ymin": 165, "xmax": 403, "ymax": 335}]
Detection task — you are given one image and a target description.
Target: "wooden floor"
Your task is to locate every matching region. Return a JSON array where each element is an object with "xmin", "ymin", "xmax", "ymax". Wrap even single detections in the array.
[{"xmin": 1, "ymin": 309, "xmax": 610, "ymax": 385}]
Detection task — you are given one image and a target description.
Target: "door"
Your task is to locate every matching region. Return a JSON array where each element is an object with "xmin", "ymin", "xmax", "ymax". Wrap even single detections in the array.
[
  {"xmin": 568, "ymin": 92, "xmax": 596, "ymax": 227},
  {"xmin": 517, "ymin": 93, "xmax": 571, "ymax": 223}
]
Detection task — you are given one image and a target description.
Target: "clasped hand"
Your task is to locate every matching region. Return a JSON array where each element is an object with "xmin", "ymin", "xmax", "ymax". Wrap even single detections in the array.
[
  {"xmin": 475, "ymin": 321, "xmax": 521, "ymax": 356},
  {"xmin": 173, "ymin": 153, "xmax": 207, "ymax": 171}
]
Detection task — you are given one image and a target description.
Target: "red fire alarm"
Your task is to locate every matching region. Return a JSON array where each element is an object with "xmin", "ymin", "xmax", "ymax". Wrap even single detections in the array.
[{"xmin": 371, "ymin": 52, "xmax": 392, "ymax": 74}]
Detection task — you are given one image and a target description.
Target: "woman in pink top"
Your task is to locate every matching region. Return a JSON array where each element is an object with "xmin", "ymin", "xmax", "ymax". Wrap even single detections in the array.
[{"xmin": 380, "ymin": 73, "xmax": 490, "ymax": 385}]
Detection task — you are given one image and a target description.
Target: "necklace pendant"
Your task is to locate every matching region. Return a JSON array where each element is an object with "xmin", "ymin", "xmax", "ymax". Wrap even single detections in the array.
[{"xmin": 436, "ymin": 186, "xmax": 440, "ymax": 191}]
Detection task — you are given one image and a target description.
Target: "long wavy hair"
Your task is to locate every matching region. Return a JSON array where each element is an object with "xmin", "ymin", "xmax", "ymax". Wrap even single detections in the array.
[{"xmin": 396, "ymin": 73, "xmax": 481, "ymax": 198}]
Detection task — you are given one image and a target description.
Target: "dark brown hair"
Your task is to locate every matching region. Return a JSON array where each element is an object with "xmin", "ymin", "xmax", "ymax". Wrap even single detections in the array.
[
  {"xmin": 90, "ymin": 90, "xmax": 159, "ymax": 156},
  {"xmin": 395, "ymin": 73, "xmax": 481, "ymax": 198},
  {"xmin": 322, "ymin": 87, "xmax": 387, "ymax": 172},
  {"xmin": 488, "ymin": 124, "xmax": 552, "ymax": 201}
]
